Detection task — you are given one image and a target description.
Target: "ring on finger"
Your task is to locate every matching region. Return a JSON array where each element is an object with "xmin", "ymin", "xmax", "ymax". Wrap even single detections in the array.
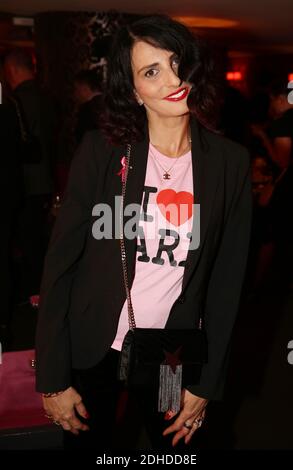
[
  {"xmin": 183, "ymin": 421, "xmax": 193, "ymax": 430},
  {"xmin": 193, "ymin": 417, "xmax": 204, "ymax": 428}
]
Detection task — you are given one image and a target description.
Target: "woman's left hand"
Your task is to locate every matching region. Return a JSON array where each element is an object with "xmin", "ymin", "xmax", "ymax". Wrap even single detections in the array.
[{"xmin": 162, "ymin": 389, "xmax": 208, "ymax": 446}]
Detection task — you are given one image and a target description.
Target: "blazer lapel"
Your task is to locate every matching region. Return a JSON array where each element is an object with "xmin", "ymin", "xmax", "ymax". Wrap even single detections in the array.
[{"xmin": 181, "ymin": 118, "xmax": 221, "ymax": 292}]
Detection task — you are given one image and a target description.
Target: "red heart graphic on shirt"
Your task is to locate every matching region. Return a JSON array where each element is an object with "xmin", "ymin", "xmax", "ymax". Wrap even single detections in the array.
[{"xmin": 156, "ymin": 189, "xmax": 194, "ymax": 226}]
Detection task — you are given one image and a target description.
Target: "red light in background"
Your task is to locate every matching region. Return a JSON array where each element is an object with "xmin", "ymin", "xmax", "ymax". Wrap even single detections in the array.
[
  {"xmin": 226, "ymin": 71, "xmax": 243, "ymax": 81},
  {"xmin": 233, "ymin": 72, "xmax": 242, "ymax": 80},
  {"xmin": 288, "ymin": 73, "xmax": 293, "ymax": 82}
]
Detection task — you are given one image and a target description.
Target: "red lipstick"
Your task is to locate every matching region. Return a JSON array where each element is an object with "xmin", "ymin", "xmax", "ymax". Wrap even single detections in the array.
[{"xmin": 163, "ymin": 87, "xmax": 189, "ymax": 102}]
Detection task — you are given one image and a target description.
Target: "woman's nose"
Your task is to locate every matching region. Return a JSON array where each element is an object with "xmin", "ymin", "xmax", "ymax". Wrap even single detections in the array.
[{"xmin": 165, "ymin": 68, "xmax": 182, "ymax": 88}]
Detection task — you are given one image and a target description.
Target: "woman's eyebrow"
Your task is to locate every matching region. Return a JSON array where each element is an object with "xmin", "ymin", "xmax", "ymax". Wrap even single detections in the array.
[
  {"xmin": 138, "ymin": 62, "xmax": 159, "ymax": 74},
  {"xmin": 137, "ymin": 54, "xmax": 177, "ymax": 74}
]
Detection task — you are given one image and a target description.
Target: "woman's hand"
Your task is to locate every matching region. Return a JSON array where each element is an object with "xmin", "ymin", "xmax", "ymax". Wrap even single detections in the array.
[
  {"xmin": 42, "ymin": 386, "xmax": 89, "ymax": 435},
  {"xmin": 162, "ymin": 389, "xmax": 208, "ymax": 446}
]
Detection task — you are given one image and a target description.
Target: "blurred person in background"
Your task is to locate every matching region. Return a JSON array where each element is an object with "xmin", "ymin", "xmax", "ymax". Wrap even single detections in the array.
[
  {"xmin": 3, "ymin": 48, "xmax": 55, "ymax": 301},
  {"xmin": 0, "ymin": 99, "xmax": 22, "ymax": 349},
  {"xmin": 252, "ymin": 80, "xmax": 293, "ymax": 170},
  {"xmin": 251, "ymin": 80, "xmax": 293, "ymax": 290},
  {"xmin": 73, "ymin": 69, "xmax": 103, "ymax": 146}
]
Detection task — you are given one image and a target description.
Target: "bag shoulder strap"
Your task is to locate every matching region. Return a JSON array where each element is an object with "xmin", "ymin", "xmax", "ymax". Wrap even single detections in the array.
[{"xmin": 119, "ymin": 144, "xmax": 136, "ymax": 330}]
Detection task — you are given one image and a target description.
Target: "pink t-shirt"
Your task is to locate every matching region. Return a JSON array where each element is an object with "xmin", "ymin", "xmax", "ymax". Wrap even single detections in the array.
[{"xmin": 111, "ymin": 143, "xmax": 194, "ymax": 350}]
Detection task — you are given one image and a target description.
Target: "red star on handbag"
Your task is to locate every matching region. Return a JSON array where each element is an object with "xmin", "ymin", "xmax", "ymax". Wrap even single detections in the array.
[{"xmin": 162, "ymin": 347, "xmax": 182, "ymax": 374}]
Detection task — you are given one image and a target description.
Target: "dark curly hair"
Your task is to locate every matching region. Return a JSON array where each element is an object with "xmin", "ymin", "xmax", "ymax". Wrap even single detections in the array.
[{"xmin": 101, "ymin": 14, "xmax": 219, "ymax": 145}]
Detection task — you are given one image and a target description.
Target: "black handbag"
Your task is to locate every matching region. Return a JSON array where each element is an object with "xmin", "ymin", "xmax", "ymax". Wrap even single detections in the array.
[
  {"xmin": 118, "ymin": 144, "xmax": 208, "ymax": 413},
  {"xmin": 10, "ymin": 95, "xmax": 42, "ymax": 164}
]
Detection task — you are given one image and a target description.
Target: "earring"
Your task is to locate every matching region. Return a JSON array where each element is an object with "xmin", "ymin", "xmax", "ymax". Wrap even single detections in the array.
[{"xmin": 134, "ymin": 91, "xmax": 144, "ymax": 106}]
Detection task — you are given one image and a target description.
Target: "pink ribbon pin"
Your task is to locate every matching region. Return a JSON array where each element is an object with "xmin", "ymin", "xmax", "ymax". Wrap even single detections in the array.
[
  {"xmin": 30, "ymin": 295, "xmax": 40, "ymax": 308},
  {"xmin": 117, "ymin": 156, "xmax": 127, "ymax": 182}
]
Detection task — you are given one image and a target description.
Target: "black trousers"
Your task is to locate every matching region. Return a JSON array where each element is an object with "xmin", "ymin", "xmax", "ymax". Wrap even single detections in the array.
[{"xmin": 63, "ymin": 349, "xmax": 204, "ymax": 451}]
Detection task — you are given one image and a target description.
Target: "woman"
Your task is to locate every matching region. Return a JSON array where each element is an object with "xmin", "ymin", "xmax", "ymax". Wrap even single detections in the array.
[{"xmin": 36, "ymin": 15, "xmax": 252, "ymax": 450}]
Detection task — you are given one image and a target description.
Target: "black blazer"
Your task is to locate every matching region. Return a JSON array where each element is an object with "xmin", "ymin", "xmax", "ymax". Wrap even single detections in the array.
[{"xmin": 35, "ymin": 117, "xmax": 252, "ymax": 400}]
